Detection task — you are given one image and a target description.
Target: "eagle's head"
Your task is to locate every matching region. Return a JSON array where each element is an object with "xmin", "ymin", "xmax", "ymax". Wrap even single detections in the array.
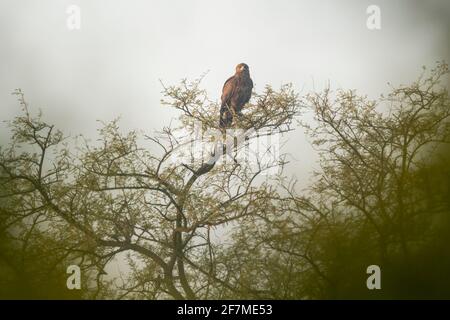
[{"xmin": 235, "ymin": 63, "xmax": 250, "ymax": 75}]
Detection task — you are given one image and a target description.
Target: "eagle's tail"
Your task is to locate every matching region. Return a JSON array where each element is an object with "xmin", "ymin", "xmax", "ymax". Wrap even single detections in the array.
[{"xmin": 219, "ymin": 104, "xmax": 233, "ymax": 128}]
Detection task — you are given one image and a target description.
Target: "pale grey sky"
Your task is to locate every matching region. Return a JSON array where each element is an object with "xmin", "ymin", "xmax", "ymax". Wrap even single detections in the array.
[{"xmin": 1, "ymin": 0, "xmax": 449, "ymax": 185}]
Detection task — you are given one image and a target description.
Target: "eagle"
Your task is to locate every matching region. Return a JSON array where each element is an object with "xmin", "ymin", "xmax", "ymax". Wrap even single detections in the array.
[{"xmin": 219, "ymin": 63, "xmax": 253, "ymax": 128}]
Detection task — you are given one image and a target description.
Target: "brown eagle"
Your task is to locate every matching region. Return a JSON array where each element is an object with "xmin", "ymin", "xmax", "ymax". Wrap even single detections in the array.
[{"xmin": 219, "ymin": 63, "xmax": 253, "ymax": 128}]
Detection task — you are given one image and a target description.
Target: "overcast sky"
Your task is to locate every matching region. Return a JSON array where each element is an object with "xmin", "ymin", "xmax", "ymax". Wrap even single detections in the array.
[{"xmin": 1, "ymin": 0, "xmax": 449, "ymax": 186}]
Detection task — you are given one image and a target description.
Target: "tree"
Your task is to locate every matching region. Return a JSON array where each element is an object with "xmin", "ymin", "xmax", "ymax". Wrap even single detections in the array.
[
  {"xmin": 226, "ymin": 62, "xmax": 450, "ymax": 299},
  {"xmin": 0, "ymin": 78, "xmax": 300, "ymax": 299},
  {"xmin": 1, "ymin": 63, "xmax": 449, "ymax": 299},
  {"xmin": 304, "ymin": 62, "xmax": 450, "ymax": 260}
]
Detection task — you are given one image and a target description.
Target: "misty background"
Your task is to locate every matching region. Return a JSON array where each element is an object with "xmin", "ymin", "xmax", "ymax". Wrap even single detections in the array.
[
  {"xmin": 1, "ymin": 0, "xmax": 449, "ymax": 185},
  {"xmin": 1, "ymin": 0, "xmax": 450, "ymax": 299}
]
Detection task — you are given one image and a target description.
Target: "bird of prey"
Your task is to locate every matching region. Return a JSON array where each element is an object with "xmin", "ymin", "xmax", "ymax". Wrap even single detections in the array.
[{"xmin": 219, "ymin": 63, "xmax": 253, "ymax": 128}]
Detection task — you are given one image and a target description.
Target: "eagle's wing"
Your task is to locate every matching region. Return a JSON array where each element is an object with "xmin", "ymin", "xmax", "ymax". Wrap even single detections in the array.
[
  {"xmin": 221, "ymin": 75, "xmax": 237, "ymax": 106},
  {"xmin": 242, "ymin": 78, "xmax": 253, "ymax": 104}
]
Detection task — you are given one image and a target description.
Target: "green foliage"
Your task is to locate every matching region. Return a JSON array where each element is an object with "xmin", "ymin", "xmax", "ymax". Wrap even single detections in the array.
[
  {"xmin": 225, "ymin": 62, "xmax": 450, "ymax": 299},
  {"xmin": 1, "ymin": 63, "xmax": 449, "ymax": 299}
]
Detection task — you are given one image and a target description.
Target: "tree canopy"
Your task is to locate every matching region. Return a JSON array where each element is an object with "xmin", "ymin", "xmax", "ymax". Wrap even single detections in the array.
[{"xmin": 1, "ymin": 62, "xmax": 449, "ymax": 299}]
